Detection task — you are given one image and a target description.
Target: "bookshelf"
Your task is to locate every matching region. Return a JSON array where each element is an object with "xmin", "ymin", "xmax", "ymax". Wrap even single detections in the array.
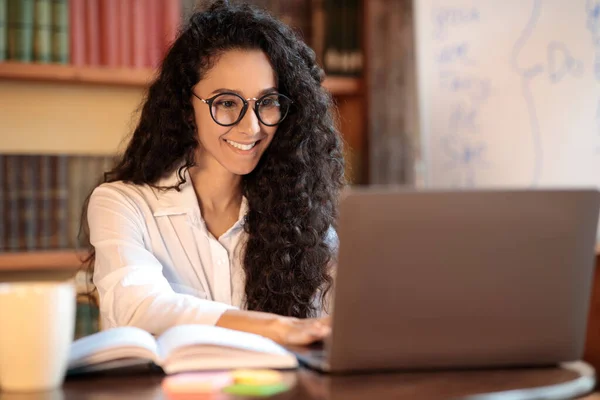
[
  {"xmin": 0, "ymin": 0, "xmax": 368, "ymax": 265},
  {"xmin": 0, "ymin": 62, "xmax": 362, "ymax": 96}
]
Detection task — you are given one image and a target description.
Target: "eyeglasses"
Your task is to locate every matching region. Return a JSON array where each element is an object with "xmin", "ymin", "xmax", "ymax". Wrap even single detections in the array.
[{"xmin": 192, "ymin": 91, "xmax": 293, "ymax": 127}]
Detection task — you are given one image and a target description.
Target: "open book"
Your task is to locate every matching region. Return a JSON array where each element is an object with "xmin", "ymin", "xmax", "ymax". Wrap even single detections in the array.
[{"xmin": 67, "ymin": 324, "xmax": 298, "ymax": 375}]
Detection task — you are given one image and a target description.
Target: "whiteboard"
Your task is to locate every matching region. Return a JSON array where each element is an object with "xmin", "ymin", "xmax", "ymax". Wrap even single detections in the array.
[{"xmin": 415, "ymin": 0, "xmax": 600, "ymax": 189}]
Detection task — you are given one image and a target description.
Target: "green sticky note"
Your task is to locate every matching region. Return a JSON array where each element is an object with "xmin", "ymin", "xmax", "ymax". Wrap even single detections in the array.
[{"xmin": 222, "ymin": 383, "xmax": 289, "ymax": 397}]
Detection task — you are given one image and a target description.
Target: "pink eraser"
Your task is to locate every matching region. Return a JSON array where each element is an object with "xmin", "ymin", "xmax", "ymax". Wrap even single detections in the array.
[{"xmin": 162, "ymin": 372, "xmax": 233, "ymax": 394}]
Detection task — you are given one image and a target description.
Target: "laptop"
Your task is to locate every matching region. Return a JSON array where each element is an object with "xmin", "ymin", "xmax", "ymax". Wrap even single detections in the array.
[{"xmin": 291, "ymin": 188, "xmax": 600, "ymax": 373}]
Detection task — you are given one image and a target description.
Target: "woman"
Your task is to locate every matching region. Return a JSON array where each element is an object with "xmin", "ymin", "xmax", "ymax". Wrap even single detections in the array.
[{"xmin": 84, "ymin": 0, "xmax": 345, "ymax": 346}]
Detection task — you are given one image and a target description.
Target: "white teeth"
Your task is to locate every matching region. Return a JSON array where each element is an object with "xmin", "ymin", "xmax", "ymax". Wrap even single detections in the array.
[{"xmin": 226, "ymin": 140, "xmax": 257, "ymax": 151}]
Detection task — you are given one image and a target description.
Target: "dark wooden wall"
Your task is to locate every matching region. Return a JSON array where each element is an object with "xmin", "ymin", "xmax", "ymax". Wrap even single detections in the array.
[{"xmin": 365, "ymin": 0, "xmax": 418, "ymax": 185}]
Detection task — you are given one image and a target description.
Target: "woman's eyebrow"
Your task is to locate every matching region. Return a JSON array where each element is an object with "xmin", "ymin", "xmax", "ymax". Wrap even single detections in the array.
[
  {"xmin": 209, "ymin": 87, "xmax": 279, "ymax": 97},
  {"xmin": 209, "ymin": 88, "xmax": 241, "ymax": 96},
  {"xmin": 258, "ymin": 87, "xmax": 279, "ymax": 96}
]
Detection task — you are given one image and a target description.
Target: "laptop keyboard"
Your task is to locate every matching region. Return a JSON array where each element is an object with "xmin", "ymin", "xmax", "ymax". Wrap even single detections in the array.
[
  {"xmin": 307, "ymin": 341, "xmax": 326, "ymax": 359},
  {"xmin": 287, "ymin": 341, "xmax": 327, "ymax": 359},
  {"xmin": 309, "ymin": 349, "xmax": 326, "ymax": 360}
]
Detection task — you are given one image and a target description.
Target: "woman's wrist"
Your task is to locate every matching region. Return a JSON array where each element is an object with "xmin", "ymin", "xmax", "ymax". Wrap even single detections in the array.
[
  {"xmin": 215, "ymin": 309, "xmax": 330, "ymax": 345},
  {"xmin": 215, "ymin": 309, "xmax": 285, "ymax": 341}
]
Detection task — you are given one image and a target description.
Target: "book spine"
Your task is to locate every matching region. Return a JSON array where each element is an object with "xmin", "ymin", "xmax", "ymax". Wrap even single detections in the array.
[
  {"xmin": 349, "ymin": 0, "xmax": 362, "ymax": 76},
  {"xmin": 146, "ymin": 0, "xmax": 161, "ymax": 68},
  {"xmin": 162, "ymin": 0, "xmax": 181, "ymax": 51},
  {"xmin": 56, "ymin": 155, "xmax": 69, "ymax": 249},
  {"xmin": 130, "ymin": 0, "xmax": 147, "ymax": 68},
  {"xmin": 38, "ymin": 155, "xmax": 54, "ymax": 250},
  {"xmin": 34, "ymin": 155, "xmax": 43, "ymax": 249},
  {"xmin": 76, "ymin": 156, "xmax": 91, "ymax": 248},
  {"xmin": 324, "ymin": 0, "xmax": 344, "ymax": 75},
  {"xmin": 84, "ymin": 0, "xmax": 100, "ymax": 66},
  {"xmin": 67, "ymin": 155, "xmax": 82, "ymax": 249},
  {"xmin": 6, "ymin": 155, "xmax": 19, "ymax": 251},
  {"xmin": 24, "ymin": 155, "xmax": 38, "ymax": 250},
  {"xmin": 7, "ymin": 0, "xmax": 35, "ymax": 62},
  {"xmin": 117, "ymin": 0, "xmax": 131, "ymax": 67},
  {"xmin": 311, "ymin": 0, "xmax": 325, "ymax": 66},
  {"xmin": 46, "ymin": 155, "xmax": 56, "ymax": 249},
  {"xmin": 99, "ymin": 0, "xmax": 117, "ymax": 66},
  {"xmin": 17, "ymin": 156, "xmax": 27, "ymax": 250},
  {"xmin": 34, "ymin": 0, "xmax": 52, "ymax": 63},
  {"xmin": 340, "ymin": 0, "xmax": 350, "ymax": 75},
  {"xmin": 6, "ymin": 0, "xmax": 13, "ymax": 61},
  {"xmin": 51, "ymin": 0, "xmax": 69, "ymax": 63},
  {"xmin": 0, "ymin": 0, "xmax": 7, "ymax": 62},
  {"xmin": 69, "ymin": 0, "xmax": 85, "ymax": 65}
]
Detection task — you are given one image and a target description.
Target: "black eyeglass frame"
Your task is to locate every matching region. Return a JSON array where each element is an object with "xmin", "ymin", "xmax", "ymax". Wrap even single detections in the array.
[{"xmin": 192, "ymin": 91, "xmax": 293, "ymax": 127}]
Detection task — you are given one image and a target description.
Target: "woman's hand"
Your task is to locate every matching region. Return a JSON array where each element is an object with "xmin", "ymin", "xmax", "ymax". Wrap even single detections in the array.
[
  {"xmin": 267, "ymin": 316, "xmax": 331, "ymax": 345},
  {"xmin": 216, "ymin": 309, "xmax": 331, "ymax": 346}
]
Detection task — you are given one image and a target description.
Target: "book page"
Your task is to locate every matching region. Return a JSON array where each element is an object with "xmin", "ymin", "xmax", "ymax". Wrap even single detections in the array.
[
  {"xmin": 68, "ymin": 326, "xmax": 159, "ymax": 369},
  {"xmin": 156, "ymin": 325, "xmax": 292, "ymax": 363}
]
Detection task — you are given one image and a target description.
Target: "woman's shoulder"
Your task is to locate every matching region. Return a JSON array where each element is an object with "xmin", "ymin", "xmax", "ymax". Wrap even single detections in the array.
[
  {"xmin": 91, "ymin": 180, "xmax": 152, "ymax": 201},
  {"xmin": 88, "ymin": 168, "xmax": 191, "ymax": 217},
  {"xmin": 88, "ymin": 180, "xmax": 159, "ymax": 216}
]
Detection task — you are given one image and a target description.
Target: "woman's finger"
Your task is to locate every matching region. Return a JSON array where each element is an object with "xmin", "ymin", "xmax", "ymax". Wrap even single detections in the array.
[{"xmin": 285, "ymin": 323, "xmax": 331, "ymax": 345}]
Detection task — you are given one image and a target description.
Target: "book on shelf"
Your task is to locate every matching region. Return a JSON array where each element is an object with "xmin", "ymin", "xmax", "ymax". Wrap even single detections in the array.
[
  {"xmin": 2, "ymin": 0, "xmax": 180, "ymax": 68},
  {"xmin": 0, "ymin": 154, "xmax": 113, "ymax": 253},
  {"xmin": 322, "ymin": 0, "xmax": 362, "ymax": 77},
  {"xmin": 116, "ymin": 0, "xmax": 130, "ymax": 66},
  {"xmin": 51, "ymin": 0, "xmax": 68, "ymax": 63},
  {"xmin": 1, "ymin": 0, "xmax": 363, "ymax": 80},
  {"xmin": 7, "ymin": 0, "xmax": 34, "ymax": 62},
  {"xmin": 130, "ymin": 0, "xmax": 145, "ymax": 68},
  {"xmin": 67, "ymin": 324, "xmax": 298, "ymax": 375},
  {"xmin": 98, "ymin": 0, "xmax": 117, "ymax": 67},
  {"xmin": 84, "ymin": 0, "xmax": 100, "ymax": 66},
  {"xmin": 33, "ymin": 0, "xmax": 51, "ymax": 63},
  {"xmin": 69, "ymin": 0, "xmax": 84, "ymax": 65},
  {"xmin": 0, "ymin": 0, "xmax": 6, "ymax": 61}
]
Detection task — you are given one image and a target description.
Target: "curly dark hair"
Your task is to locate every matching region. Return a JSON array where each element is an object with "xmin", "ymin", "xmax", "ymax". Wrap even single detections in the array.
[{"xmin": 81, "ymin": 0, "xmax": 345, "ymax": 318}]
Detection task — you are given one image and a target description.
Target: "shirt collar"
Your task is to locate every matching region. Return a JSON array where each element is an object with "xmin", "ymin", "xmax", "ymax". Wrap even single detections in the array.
[
  {"xmin": 151, "ymin": 166, "xmax": 248, "ymax": 228},
  {"xmin": 152, "ymin": 166, "xmax": 197, "ymax": 217}
]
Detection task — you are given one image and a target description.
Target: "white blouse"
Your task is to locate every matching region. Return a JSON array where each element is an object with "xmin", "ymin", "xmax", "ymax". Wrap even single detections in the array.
[{"xmin": 88, "ymin": 167, "xmax": 337, "ymax": 335}]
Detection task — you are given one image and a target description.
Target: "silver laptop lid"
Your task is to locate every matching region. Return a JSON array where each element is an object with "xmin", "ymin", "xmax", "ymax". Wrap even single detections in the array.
[{"xmin": 327, "ymin": 188, "xmax": 600, "ymax": 372}]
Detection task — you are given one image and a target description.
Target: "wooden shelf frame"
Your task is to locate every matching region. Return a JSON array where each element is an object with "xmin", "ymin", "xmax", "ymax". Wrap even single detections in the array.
[
  {"xmin": 0, "ymin": 62, "xmax": 362, "ymax": 95},
  {"xmin": 0, "ymin": 250, "xmax": 86, "ymax": 272},
  {"xmin": 2, "ymin": 245, "xmax": 598, "ymax": 272}
]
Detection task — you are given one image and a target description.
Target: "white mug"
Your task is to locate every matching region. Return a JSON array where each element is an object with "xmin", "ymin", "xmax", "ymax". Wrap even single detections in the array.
[{"xmin": 0, "ymin": 282, "xmax": 75, "ymax": 392}]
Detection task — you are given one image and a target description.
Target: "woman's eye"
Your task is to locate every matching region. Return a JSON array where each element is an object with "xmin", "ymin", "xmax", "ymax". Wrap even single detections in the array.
[
  {"xmin": 261, "ymin": 98, "xmax": 280, "ymax": 108},
  {"xmin": 217, "ymin": 101, "xmax": 235, "ymax": 108}
]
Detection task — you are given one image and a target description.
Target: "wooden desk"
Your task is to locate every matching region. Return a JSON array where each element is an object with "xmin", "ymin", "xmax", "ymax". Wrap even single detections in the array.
[{"xmin": 17, "ymin": 366, "xmax": 589, "ymax": 400}]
